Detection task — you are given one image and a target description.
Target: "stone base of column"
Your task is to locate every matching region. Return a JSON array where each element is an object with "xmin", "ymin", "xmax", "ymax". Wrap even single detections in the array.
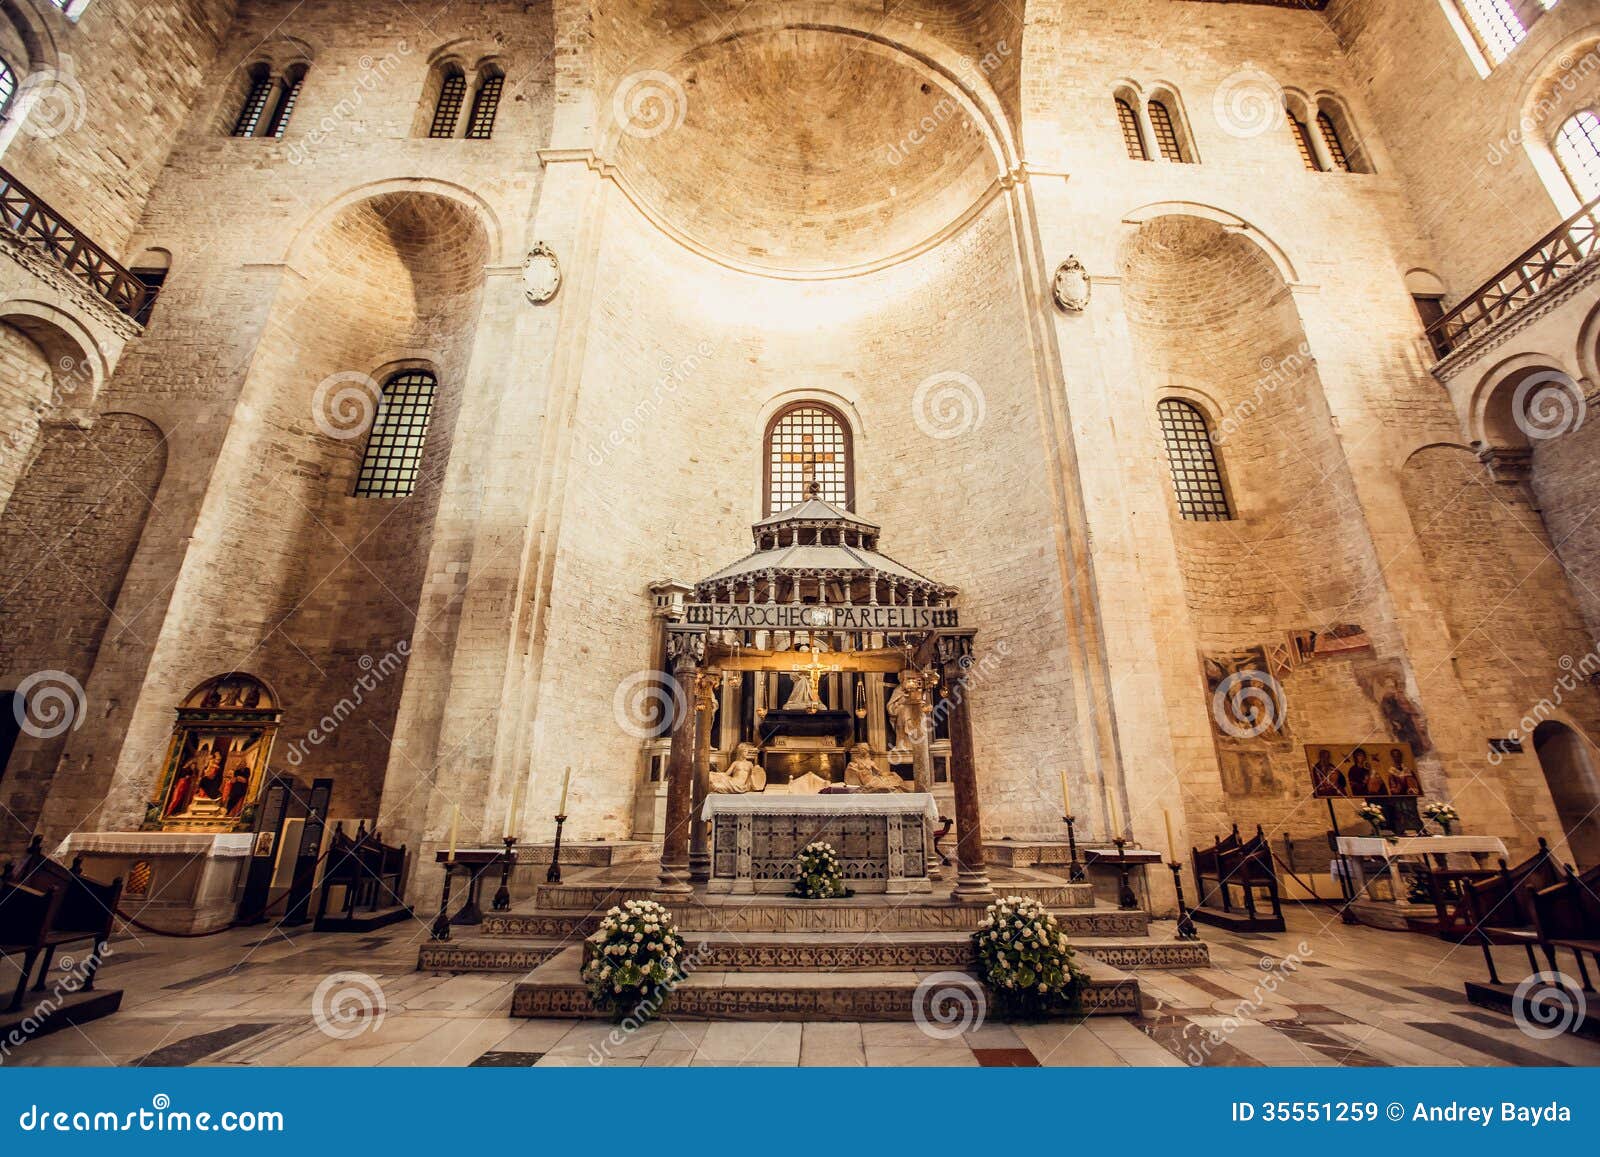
[
  {"xmin": 951, "ymin": 867, "xmax": 993, "ymax": 902},
  {"xmin": 655, "ymin": 860, "xmax": 693, "ymax": 897},
  {"xmin": 688, "ymin": 850, "xmax": 710, "ymax": 883}
]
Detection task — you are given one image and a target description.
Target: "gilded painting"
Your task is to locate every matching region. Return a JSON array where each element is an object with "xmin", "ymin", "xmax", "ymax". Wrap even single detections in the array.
[
  {"xmin": 146, "ymin": 674, "xmax": 282, "ymax": 833},
  {"xmin": 1303, "ymin": 742, "xmax": 1419, "ymax": 799}
]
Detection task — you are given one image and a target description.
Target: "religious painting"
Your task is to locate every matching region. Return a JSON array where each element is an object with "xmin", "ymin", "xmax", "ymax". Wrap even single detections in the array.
[
  {"xmin": 1218, "ymin": 749, "xmax": 1277, "ymax": 799},
  {"xmin": 1354, "ymin": 658, "xmax": 1434, "ymax": 756},
  {"xmin": 1288, "ymin": 624, "xmax": 1372, "ymax": 664},
  {"xmin": 144, "ymin": 673, "xmax": 282, "ymax": 834},
  {"xmin": 1201, "ymin": 647, "xmax": 1287, "ymax": 741},
  {"xmin": 1303, "ymin": 743, "xmax": 1420, "ymax": 798}
]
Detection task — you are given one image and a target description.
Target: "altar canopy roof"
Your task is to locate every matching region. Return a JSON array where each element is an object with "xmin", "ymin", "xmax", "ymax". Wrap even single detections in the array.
[{"xmin": 695, "ymin": 491, "xmax": 955, "ymax": 604}]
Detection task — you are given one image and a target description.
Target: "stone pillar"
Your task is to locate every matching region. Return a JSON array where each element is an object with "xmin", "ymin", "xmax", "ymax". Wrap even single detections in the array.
[
  {"xmin": 937, "ymin": 632, "xmax": 992, "ymax": 900},
  {"xmin": 687, "ymin": 670, "xmax": 719, "ymax": 883},
  {"xmin": 656, "ymin": 629, "xmax": 704, "ymax": 896}
]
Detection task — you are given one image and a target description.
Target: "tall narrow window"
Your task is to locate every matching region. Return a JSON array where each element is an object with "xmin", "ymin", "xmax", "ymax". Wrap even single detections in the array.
[
  {"xmin": 1554, "ymin": 110, "xmax": 1600, "ymax": 203},
  {"xmin": 763, "ymin": 403, "xmax": 852, "ymax": 516},
  {"xmin": 1148, "ymin": 99, "xmax": 1187, "ymax": 163},
  {"xmin": 1157, "ymin": 399, "xmax": 1232, "ymax": 522},
  {"xmin": 1458, "ymin": 0, "xmax": 1530, "ymax": 64},
  {"xmin": 1316, "ymin": 112, "xmax": 1351, "ymax": 172},
  {"xmin": 1289, "ymin": 114, "xmax": 1320, "ymax": 171},
  {"xmin": 429, "ymin": 69, "xmax": 467, "ymax": 138},
  {"xmin": 354, "ymin": 370, "xmax": 438, "ymax": 498},
  {"xmin": 264, "ymin": 67, "xmax": 305, "ymax": 138},
  {"xmin": 1115, "ymin": 97, "xmax": 1148, "ymax": 161},
  {"xmin": 232, "ymin": 69, "xmax": 274, "ymax": 137},
  {"xmin": 464, "ymin": 72, "xmax": 503, "ymax": 140},
  {"xmin": 0, "ymin": 59, "xmax": 15, "ymax": 118}
]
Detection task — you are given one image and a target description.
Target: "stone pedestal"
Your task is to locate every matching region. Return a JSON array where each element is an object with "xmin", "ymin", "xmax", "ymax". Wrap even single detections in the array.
[{"xmin": 56, "ymin": 831, "xmax": 253, "ymax": 934}]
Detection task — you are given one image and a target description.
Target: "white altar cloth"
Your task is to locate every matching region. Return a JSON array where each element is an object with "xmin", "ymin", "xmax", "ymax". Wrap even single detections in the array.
[
  {"xmin": 1334, "ymin": 834, "xmax": 1508, "ymax": 903},
  {"xmin": 701, "ymin": 791, "xmax": 940, "ymax": 822}
]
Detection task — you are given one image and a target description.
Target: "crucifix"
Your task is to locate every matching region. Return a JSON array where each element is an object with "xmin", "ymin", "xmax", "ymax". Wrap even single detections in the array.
[
  {"xmin": 783, "ymin": 643, "xmax": 841, "ymax": 714},
  {"xmin": 779, "ymin": 433, "xmax": 837, "ymax": 500}
]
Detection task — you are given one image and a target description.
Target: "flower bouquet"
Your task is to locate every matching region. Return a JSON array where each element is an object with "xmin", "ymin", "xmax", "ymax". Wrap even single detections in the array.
[
  {"xmin": 1356, "ymin": 801, "xmax": 1386, "ymax": 836},
  {"xmin": 1421, "ymin": 800, "xmax": 1460, "ymax": 835},
  {"xmin": 580, "ymin": 899, "xmax": 685, "ymax": 1023},
  {"xmin": 791, "ymin": 840, "xmax": 852, "ymax": 899},
  {"xmin": 972, "ymin": 895, "xmax": 1088, "ymax": 1019}
]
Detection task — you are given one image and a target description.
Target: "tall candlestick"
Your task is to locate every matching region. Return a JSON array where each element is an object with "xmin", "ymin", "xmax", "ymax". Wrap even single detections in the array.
[
  {"xmin": 1059, "ymin": 768, "xmax": 1071, "ymax": 816},
  {"xmin": 1107, "ymin": 791, "xmax": 1120, "ymax": 840},
  {"xmin": 1164, "ymin": 808, "xmax": 1177, "ymax": 862},
  {"xmin": 447, "ymin": 804, "xmax": 459, "ymax": 862},
  {"xmin": 505, "ymin": 780, "xmax": 526, "ymax": 838},
  {"xmin": 558, "ymin": 767, "xmax": 571, "ymax": 815}
]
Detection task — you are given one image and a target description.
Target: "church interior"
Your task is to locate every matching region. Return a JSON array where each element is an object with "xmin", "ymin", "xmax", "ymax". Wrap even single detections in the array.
[{"xmin": 1, "ymin": 0, "xmax": 1600, "ymax": 1067}]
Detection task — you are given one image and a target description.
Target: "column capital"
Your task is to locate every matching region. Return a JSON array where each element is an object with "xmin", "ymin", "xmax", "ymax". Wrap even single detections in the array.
[{"xmin": 665, "ymin": 627, "xmax": 707, "ymax": 673}]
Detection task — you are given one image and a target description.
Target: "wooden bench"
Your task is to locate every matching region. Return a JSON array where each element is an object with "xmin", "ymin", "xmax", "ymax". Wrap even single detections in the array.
[
  {"xmin": 1531, "ymin": 862, "xmax": 1600, "ymax": 991},
  {"xmin": 0, "ymin": 876, "xmax": 64, "ymax": 1012},
  {"xmin": 314, "ymin": 821, "xmax": 409, "ymax": 932},
  {"xmin": 1429, "ymin": 837, "xmax": 1561, "ymax": 984},
  {"xmin": 1191, "ymin": 824, "xmax": 1285, "ymax": 932},
  {"xmin": 2, "ymin": 836, "xmax": 121, "ymax": 1009}
]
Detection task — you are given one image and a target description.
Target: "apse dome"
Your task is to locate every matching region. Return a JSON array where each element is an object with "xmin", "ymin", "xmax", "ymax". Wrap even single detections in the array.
[{"xmin": 609, "ymin": 28, "xmax": 998, "ymax": 277}]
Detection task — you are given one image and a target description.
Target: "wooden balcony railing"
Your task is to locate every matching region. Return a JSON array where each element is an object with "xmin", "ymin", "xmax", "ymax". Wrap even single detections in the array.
[
  {"xmin": 1426, "ymin": 195, "xmax": 1600, "ymax": 361},
  {"xmin": 0, "ymin": 166, "xmax": 150, "ymax": 322}
]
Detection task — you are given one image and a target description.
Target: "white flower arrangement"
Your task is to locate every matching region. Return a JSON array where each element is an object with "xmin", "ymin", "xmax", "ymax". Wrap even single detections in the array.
[
  {"xmin": 791, "ymin": 840, "xmax": 851, "ymax": 899},
  {"xmin": 580, "ymin": 899, "xmax": 685, "ymax": 1022},
  {"xmin": 972, "ymin": 895, "xmax": 1086, "ymax": 1017},
  {"xmin": 1356, "ymin": 802, "xmax": 1386, "ymax": 833},
  {"xmin": 1421, "ymin": 800, "xmax": 1460, "ymax": 833}
]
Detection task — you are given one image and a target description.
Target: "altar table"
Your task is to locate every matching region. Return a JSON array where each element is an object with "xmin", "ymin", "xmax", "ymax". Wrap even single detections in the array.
[
  {"xmin": 700, "ymin": 792, "xmax": 940, "ymax": 894},
  {"xmin": 1334, "ymin": 834, "xmax": 1508, "ymax": 902}
]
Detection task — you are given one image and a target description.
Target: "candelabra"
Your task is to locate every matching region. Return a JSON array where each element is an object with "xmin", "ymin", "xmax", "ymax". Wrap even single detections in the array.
[
  {"xmin": 546, "ymin": 814, "xmax": 568, "ymax": 884},
  {"xmin": 493, "ymin": 835, "xmax": 517, "ymax": 912},
  {"xmin": 430, "ymin": 861, "xmax": 456, "ymax": 942},
  {"xmin": 1168, "ymin": 860, "xmax": 1199, "ymax": 940},
  {"xmin": 1063, "ymin": 814, "xmax": 1086, "ymax": 883},
  {"xmin": 1111, "ymin": 836, "xmax": 1139, "ymax": 911}
]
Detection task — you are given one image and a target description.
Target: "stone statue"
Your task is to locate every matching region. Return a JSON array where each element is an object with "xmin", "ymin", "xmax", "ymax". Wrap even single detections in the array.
[
  {"xmin": 845, "ymin": 743, "xmax": 908, "ymax": 793},
  {"xmin": 782, "ymin": 671, "xmax": 824, "ymax": 713},
  {"xmin": 710, "ymin": 742, "xmax": 766, "ymax": 794},
  {"xmin": 887, "ymin": 670, "xmax": 929, "ymax": 749}
]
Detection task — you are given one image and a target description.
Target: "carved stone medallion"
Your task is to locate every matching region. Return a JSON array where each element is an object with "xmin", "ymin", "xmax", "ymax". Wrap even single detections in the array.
[
  {"xmin": 1052, "ymin": 255, "xmax": 1090, "ymax": 313},
  {"xmin": 522, "ymin": 242, "xmax": 561, "ymax": 304}
]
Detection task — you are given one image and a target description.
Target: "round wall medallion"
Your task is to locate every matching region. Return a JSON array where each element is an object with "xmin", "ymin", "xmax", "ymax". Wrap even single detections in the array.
[
  {"xmin": 523, "ymin": 242, "xmax": 561, "ymax": 304},
  {"xmin": 1052, "ymin": 256, "xmax": 1091, "ymax": 313}
]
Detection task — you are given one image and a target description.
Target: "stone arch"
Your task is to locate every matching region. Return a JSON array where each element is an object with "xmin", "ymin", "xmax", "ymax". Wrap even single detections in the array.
[
  {"xmin": 280, "ymin": 178, "xmax": 505, "ymax": 270},
  {"xmin": 1531, "ymin": 719, "xmax": 1600, "ymax": 867},
  {"xmin": 1576, "ymin": 295, "xmax": 1600, "ymax": 387},
  {"xmin": 0, "ymin": 298, "xmax": 107, "ymax": 396},
  {"xmin": 1119, "ymin": 201, "xmax": 1301, "ymax": 286},
  {"xmin": 1512, "ymin": 27, "xmax": 1600, "ymax": 214},
  {"xmin": 1468, "ymin": 350, "xmax": 1582, "ymax": 450}
]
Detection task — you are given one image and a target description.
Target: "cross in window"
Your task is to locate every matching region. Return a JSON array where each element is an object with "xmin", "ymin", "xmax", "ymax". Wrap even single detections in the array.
[{"xmin": 779, "ymin": 433, "xmax": 837, "ymax": 494}]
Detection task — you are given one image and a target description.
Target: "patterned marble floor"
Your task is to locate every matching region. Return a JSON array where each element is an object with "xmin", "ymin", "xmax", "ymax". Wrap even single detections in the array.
[{"xmin": 4, "ymin": 905, "xmax": 1598, "ymax": 1067}]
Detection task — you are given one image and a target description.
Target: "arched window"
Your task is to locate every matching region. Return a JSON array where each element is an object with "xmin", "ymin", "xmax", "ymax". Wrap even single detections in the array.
[
  {"xmin": 232, "ymin": 66, "xmax": 274, "ymax": 137},
  {"xmin": 763, "ymin": 403, "xmax": 853, "ymax": 515},
  {"xmin": 263, "ymin": 65, "xmax": 306, "ymax": 138},
  {"xmin": 0, "ymin": 58, "xmax": 15, "ymax": 119},
  {"xmin": 1288, "ymin": 112, "xmax": 1319, "ymax": 170},
  {"xmin": 1157, "ymin": 399, "xmax": 1232, "ymax": 522},
  {"xmin": 1115, "ymin": 97, "xmax": 1148, "ymax": 161},
  {"xmin": 1455, "ymin": 0, "xmax": 1542, "ymax": 65},
  {"xmin": 464, "ymin": 70, "xmax": 503, "ymax": 140},
  {"xmin": 429, "ymin": 67, "xmax": 467, "ymax": 138},
  {"xmin": 1147, "ymin": 98, "xmax": 1191, "ymax": 163},
  {"xmin": 1316, "ymin": 111, "xmax": 1351, "ymax": 172},
  {"xmin": 1554, "ymin": 110, "xmax": 1600, "ymax": 203},
  {"xmin": 354, "ymin": 370, "xmax": 438, "ymax": 498}
]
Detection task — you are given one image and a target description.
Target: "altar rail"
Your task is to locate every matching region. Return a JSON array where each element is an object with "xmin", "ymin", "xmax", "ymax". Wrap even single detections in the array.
[
  {"xmin": 0, "ymin": 166, "xmax": 152, "ymax": 321},
  {"xmin": 1425, "ymin": 194, "xmax": 1600, "ymax": 360}
]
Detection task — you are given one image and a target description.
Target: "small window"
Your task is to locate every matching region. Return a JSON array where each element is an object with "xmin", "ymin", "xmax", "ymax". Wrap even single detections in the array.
[
  {"xmin": 429, "ymin": 69, "xmax": 467, "ymax": 138},
  {"xmin": 1115, "ymin": 97, "xmax": 1148, "ymax": 161},
  {"xmin": 264, "ymin": 67, "xmax": 305, "ymax": 138},
  {"xmin": 232, "ymin": 69, "xmax": 274, "ymax": 137},
  {"xmin": 0, "ymin": 59, "xmax": 15, "ymax": 117},
  {"xmin": 1317, "ymin": 112, "xmax": 1351, "ymax": 172},
  {"xmin": 354, "ymin": 370, "xmax": 438, "ymax": 498},
  {"xmin": 1456, "ymin": 0, "xmax": 1534, "ymax": 65},
  {"xmin": 464, "ymin": 72, "xmax": 503, "ymax": 140},
  {"xmin": 1289, "ymin": 114, "xmax": 1320, "ymax": 171},
  {"xmin": 764, "ymin": 403, "xmax": 852, "ymax": 515},
  {"xmin": 1554, "ymin": 109, "xmax": 1600, "ymax": 203},
  {"xmin": 1148, "ymin": 99, "xmax": 1189, "ymax": 163},
  {"xmin": 1157, "ymin": 399, "xmax": 1232, "ymax": 522}
]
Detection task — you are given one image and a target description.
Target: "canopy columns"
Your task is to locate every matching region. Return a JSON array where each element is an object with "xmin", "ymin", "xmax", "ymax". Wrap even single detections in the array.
[
  {"xmin": 656, "ymin": 629, "xmax": 705, "ymax": 896},
  {"xmin": 687, "ymin": 671, "xmax": 718, "ymax": 883},
  {"xmin": 936, "ymin": 631, "xmax": 993, "ymax": 901}
]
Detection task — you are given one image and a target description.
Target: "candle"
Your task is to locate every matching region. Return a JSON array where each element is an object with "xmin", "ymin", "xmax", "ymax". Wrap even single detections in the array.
[
  {"xmin": 1163, "ymin": 809, "xmax": 1177, "ymax": 862},
  {"xmin": 447, "ymin": 804, "xmax": 459, "ymax": 862},
  {"xmin": 1059, "ymin": 769, "xmax": 1071, "ymax": 816},
  {"xmin": 558, "ymin": 767, "xmax": 571, "ymax": 815},
  {"xmin": 1107, "ymin": 791, "xmax": 1120, "ymax": 840},
  {"xmin": 505, "ymin": 780, "xmax": 526, "ymax": 838}
]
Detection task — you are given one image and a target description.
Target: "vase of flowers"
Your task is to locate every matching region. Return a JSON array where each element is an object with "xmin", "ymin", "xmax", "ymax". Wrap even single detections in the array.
[
  {"xmin": 792, "ymin": 840, "xmax": 852, "ymax": 898},
  {"xmin": 972, "ymin": 895, "xmax": 1088, "ymax": 1019},
  {"xmin": 1422, "ymin": 800, "xmax": 1460, "ymax": 836},
  {"xmin": 581, "ymin": 900, "xmax": 685, "ymax": 1023},
  {"xmin": 1356, "ymin": 802, "xmax": 1386, "ymax": 837}
]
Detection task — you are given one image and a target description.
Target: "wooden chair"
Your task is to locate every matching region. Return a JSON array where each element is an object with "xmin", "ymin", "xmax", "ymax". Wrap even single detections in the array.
[
  {"xmin": 1531, "ymin": 862, "xmax": 1600, "ymax": 992},
  {"xmin": 315, "ymin": 822, "xmax": 406, "ymax": 928},
  {"xmin": 1191, "ymin": 824, "xmax": 1284, "ymax": 931},
  {"xmin": 1429, "ymin": 837, "xmax": 1561, "ymax": 984}
]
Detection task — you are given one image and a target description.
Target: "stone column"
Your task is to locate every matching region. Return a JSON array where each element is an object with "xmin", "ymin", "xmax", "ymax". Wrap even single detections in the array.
[
  {"xmin": 656, "ymin": 629, "xmax": 704, "ymax": 896},
  {"xmin": 937, "ymin": 632, "xmax": 992, "ymax": 900},
  {"xmin": 687, "ymin": 670, "xmax": 719, "ymax": 883}
]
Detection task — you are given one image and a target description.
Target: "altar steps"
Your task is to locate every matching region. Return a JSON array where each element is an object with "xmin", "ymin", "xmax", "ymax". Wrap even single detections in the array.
[
  {"xmin": 532, "ymin": 871, "xmax": 1096, "ymax": 912},
  {"xmin": 516, "ymin": 841, "xmax": 656, "ymax": 868},
  {"xmin": 508, "ymin": 945, "xmax": 1140, "ymax": 1021}
]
